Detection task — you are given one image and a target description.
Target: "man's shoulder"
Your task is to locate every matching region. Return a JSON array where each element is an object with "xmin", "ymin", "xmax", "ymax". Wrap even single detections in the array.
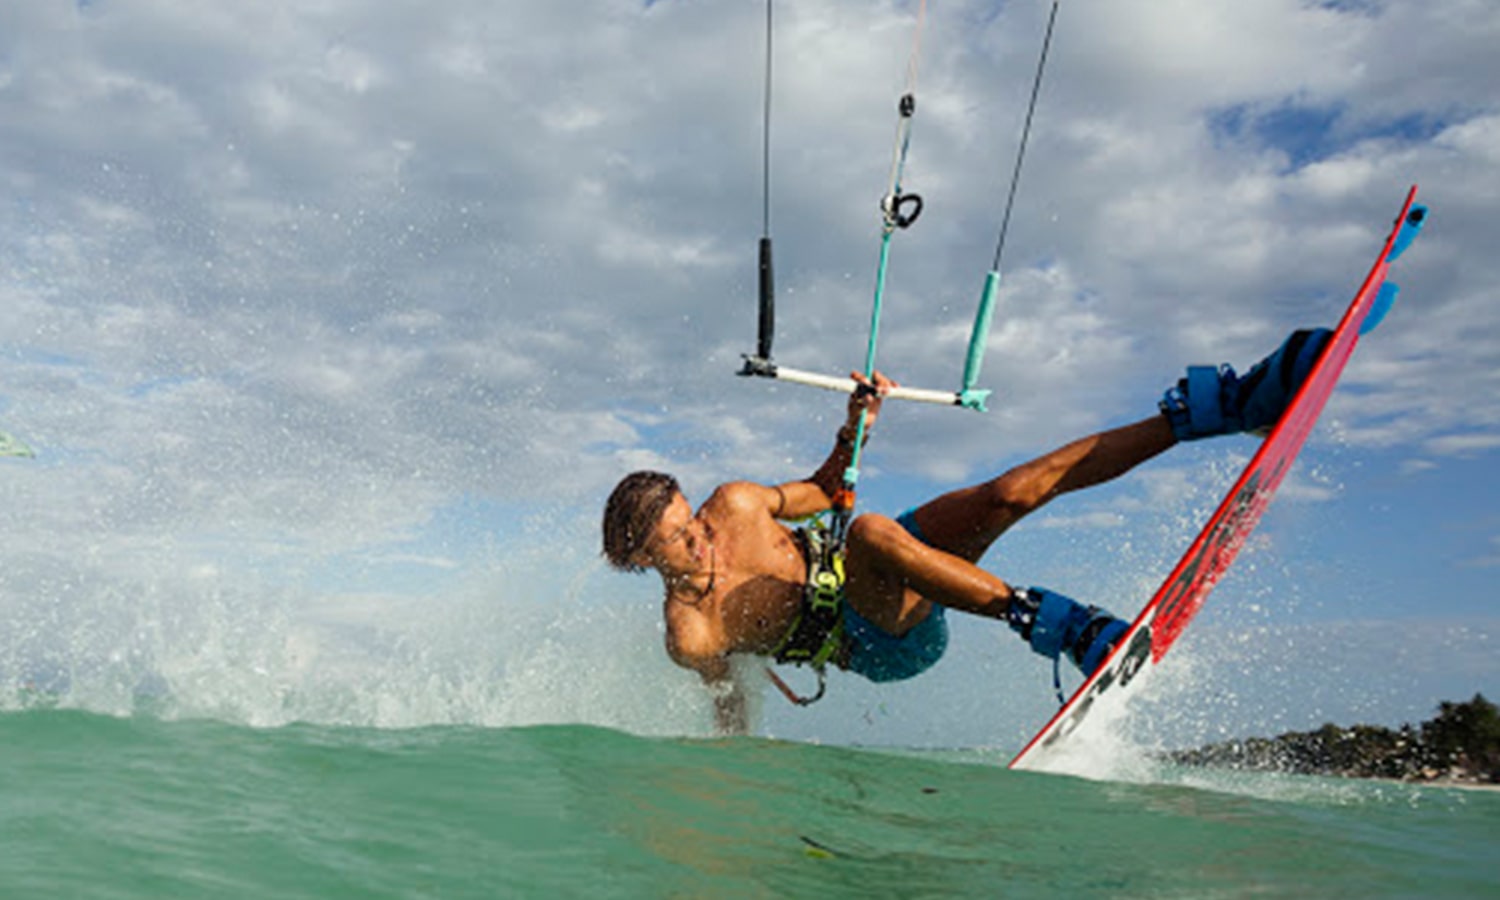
[
  {"xmin": 664, "ymin": 598, "xmax": 728, "ymax": 668},
  {"xmin": 702, "ymin": 481, "xmax": 773, "ymax": 517}
]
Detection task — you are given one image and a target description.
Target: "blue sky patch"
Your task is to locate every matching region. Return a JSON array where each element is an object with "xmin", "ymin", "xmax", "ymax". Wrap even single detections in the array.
[
  {"xmin": 1209, "ymin": 100, "xmax": 1447, "ymax": 170},
  {"xmin": 1315, "ymin": 0, "xmax": 1383, "ymax": 15}
]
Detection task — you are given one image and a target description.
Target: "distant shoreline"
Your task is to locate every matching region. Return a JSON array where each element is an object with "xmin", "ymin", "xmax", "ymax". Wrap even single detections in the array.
[
  {"xmin": 1400, "ymin": 778, "xmax": 1500, "ymax": 793},
  {"xmin": 1164, "ymin": 694, "xmax": 1499, "ymax": 787}
]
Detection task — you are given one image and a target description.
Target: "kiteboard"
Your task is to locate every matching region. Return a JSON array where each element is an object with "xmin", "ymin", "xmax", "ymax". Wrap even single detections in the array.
[{"xmin": 1009, "ymin": 187, "xmax": 1429, "ymax": 772}]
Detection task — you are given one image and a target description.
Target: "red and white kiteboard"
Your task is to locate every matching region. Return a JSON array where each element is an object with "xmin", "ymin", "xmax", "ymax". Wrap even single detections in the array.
[{"xmin": 1010, "ymin": 188, "xmax": 1428, "ymax": 772}]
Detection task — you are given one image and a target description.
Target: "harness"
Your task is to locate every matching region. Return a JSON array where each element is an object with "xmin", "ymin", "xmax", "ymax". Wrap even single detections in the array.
[{"xmin": 765, "ymin": 521, "xmax": 849, "ymax": 703}]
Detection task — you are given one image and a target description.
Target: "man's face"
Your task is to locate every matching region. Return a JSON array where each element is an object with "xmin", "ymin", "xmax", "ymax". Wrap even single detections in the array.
[{"xmin": 639, "ymin": 493, "xmax": 708, "ymax": 574}]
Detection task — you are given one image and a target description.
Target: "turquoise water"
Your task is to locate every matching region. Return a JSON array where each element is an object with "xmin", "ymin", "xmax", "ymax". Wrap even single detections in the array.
[{"xmin": 2, "ymin": 711, "xmax": 1495, "ymax": 898}]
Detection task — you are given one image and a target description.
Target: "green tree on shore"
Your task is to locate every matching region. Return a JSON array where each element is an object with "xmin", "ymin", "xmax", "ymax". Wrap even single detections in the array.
[
  {"xmin": 1169, "ymin": 694, "xmax": 1500, "ymax": 783},
  {"xmin": 1421, "ymin": 693, "xmax": 1500, "ymax": 779}
]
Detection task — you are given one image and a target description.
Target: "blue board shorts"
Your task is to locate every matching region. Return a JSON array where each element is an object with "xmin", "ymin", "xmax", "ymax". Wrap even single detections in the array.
[{"xmin": 841, "ymin": 509, "xmax": 950, "ymax": 683}]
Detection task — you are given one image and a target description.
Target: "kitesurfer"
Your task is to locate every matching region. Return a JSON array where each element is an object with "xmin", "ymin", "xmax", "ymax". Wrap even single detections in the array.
[{"xmin": 603, "ymin": 329, "xmax": 1330, "ymax": 733}]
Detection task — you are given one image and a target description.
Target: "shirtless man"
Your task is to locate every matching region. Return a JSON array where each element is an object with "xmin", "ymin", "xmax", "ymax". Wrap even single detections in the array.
[{"xmin": 602, "ymin": 328, "xmax": 1331, "ymax": 733}]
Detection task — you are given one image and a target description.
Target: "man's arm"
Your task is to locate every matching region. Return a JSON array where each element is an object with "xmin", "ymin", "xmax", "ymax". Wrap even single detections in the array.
[
  {"xmin": 666, "ymin": 610, "xmax": 749, "ymax": 736},
  {"xmin": 773, "ymin": 371, "xmax": 894, "ymax": 520},
  {"xmin": 696, "ymin": 656, "xmax": 749, "ymax": 736}
]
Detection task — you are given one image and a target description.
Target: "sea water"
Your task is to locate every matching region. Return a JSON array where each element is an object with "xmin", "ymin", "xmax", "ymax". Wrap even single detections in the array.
[
  {"xmin": 3, "ymin": 451, "xmax": 1493, "ymax": 897},
  {"xmin": 1, "ymin": 710, "xmax": 1495, "ymax": 898}
]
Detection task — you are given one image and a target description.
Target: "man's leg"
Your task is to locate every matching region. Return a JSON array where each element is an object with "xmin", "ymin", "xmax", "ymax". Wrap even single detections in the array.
[
  {"xmin": 840, "ymin": 326, "xmax": 1330, "ymax": 672},
  {"xmin": 907, "ymin": 414, "xmax": 1177, "ymax": 564},
  {"xmin": 897, "ymin": 325, "xmax": 1334, "ymax": 564},
  {"xmin": 841, "ymin": 414, "xmax": 1175, "ymax": 636},
  {"xmin": 841, "ymin": 512, "xmax": 1013, "ymax": 637}
]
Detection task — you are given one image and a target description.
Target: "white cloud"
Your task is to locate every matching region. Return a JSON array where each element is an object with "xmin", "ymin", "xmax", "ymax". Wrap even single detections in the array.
[
  {"xmin": 1426, "ymin": 432, "xmax": 1500, "ymax": 457},
  {"xmin": 1275, "ymin": 467, "xmax": 1341, "ymax": 504},
  {"xmin": 1036, "ymin": 510, "xmax": 1126, "ymax": 531},
  {"xmin": 1469, "ymin": 536, "xmax": 1500, "ymax": 569}
]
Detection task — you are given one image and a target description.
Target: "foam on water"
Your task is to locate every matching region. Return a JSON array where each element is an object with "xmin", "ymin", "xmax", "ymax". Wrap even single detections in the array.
[{"xmin": 0, "ymin": 513, "xmax": 717, "ymax": 735}]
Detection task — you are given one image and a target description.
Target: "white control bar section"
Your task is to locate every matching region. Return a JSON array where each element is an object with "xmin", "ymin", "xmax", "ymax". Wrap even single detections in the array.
[{"xmin": 767, "ymin": 364, "xmax": 964, "ymax": 407}]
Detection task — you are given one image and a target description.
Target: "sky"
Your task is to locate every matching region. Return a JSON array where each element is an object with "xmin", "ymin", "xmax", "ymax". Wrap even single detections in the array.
[{"xmin": 0, "ymin": 0, "xmax": 1496, "ymax": 749}]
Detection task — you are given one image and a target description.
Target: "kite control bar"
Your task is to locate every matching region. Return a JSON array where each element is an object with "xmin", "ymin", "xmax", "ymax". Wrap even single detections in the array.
[
  {"xmin": 739, "ymin": 0, "xmax": 1066, "ymax": 418},
  {"xmin": 739, "ymin": 355, "xmax": 989, "ymax": 410}
]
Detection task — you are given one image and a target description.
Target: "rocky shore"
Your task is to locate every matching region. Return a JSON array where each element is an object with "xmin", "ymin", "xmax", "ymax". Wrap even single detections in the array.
[{"xmin": 1165, "ymin": 694, "xmax": 1500, "ymax": 785}]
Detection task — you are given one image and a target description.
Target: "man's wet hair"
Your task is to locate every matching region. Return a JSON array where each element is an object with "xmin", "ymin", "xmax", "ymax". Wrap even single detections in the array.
[{"xmin": 602, "ymin": 471, "xmax": 681, "ymax": 572}]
